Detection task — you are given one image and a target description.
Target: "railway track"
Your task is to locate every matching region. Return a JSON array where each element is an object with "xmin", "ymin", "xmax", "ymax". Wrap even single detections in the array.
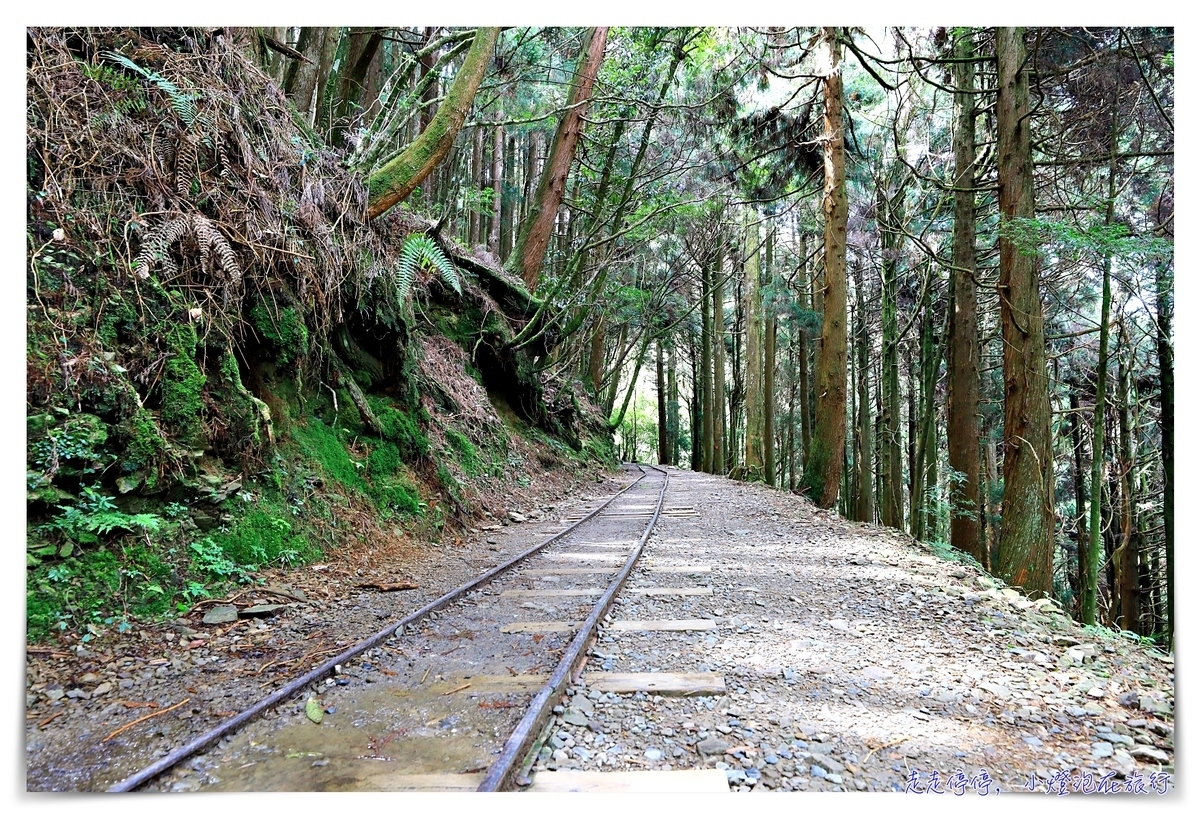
[{"xmin": 110, "ymin": 463, "xmax": 729, "ymax": 793}]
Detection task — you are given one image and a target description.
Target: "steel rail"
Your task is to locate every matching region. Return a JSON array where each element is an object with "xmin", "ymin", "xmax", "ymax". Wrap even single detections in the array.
[
  {"xmin": 477, "ymin": 464, "xmax": 670, "ymax": 791},
  {"xmin": 107, "ymin": 466, "xmax": 651, "ymax": 792}
]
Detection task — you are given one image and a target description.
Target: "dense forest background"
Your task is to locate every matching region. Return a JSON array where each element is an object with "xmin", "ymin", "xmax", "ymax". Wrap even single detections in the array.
[{"xmin": 23, "ymin": 26, "xmax": 1174, "ymax": 650}]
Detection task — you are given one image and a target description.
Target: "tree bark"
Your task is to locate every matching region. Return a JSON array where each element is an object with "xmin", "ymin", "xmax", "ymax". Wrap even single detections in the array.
[
  {"xmin": 764, "ymin": 222, "xmax": 777, "ymax": 487},
  {"xmin": 668, "ymin": 345, "xmax": 680, "ymax": 465},
  {"xmin": 851, "ymin": 259, "xmax": 874, "ymax": 522},
  {"xmin": 366, "ymin": 28, "xmax": 500, "ymax": 220},
  {"xmin": 1154, "ymin": 242, "xmax": 1174, "ymax": 648},
  {"xmin": 508, "ymin": 27, "xmax": 609, "ymax": 290},
  {"xmin": 743, "ymin": 209, "xmax": 765, "ymax": 478},
  {"xmin": 656, "ymin": 342, "xmax": 670, "ymax": 464},
  {"xmin": 700, "ymin": 257, "xmax": 715, "ymax": 472},
  {"xmin": 995, "ymin": 26, "xmax": 1055, "ymax": 597},
  {"xmin": 803, "ymin": 27, "xmax": 849, "ymax": 509},
  {"xmin": 1115, "ymin": 324, "xmax": 1140, "ymax": 632},
  {"xmin": 712, "ymin": 239, "xmax": 727, "ymax": 474},
  {"xmin": 1083, "ymin": 96, "xmax": 1121, "ymax": 625},
  {"xmin": 878, "ymin": 179, "xmax": 905, "ymax": 530},
  {"xmin": 946, "ymin": 29, "xmax": 985, "ymax": 563},
  {"xmin": 796, "ymin": 232, "xmax": 812, "ymax": 465}
]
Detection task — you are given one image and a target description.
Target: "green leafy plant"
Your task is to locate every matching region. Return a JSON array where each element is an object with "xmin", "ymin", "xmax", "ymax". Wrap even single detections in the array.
[
  {"xmin": 396, "ymin": 234, "xmax": 460, "ymax": 304},
  {"xmin": 99, "ymin": 50, "xmax": 198, "ymax": 126},
  {"xmin": 38, "ymin": 486, "xmax": 162, "ymax": 551}
]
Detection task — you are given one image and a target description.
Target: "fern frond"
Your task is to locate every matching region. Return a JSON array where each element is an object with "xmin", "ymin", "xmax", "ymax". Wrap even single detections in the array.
[
  {"xmin": 395, "ymin": 234, "xmax": 461, "ymax": 302},
  {"xmin": 132, "ymin": 214, "xmax": 241, "ymax": 287},
  {"xmin": 100, "ymin": 50, "xmax": 198, "ymax": 126}
]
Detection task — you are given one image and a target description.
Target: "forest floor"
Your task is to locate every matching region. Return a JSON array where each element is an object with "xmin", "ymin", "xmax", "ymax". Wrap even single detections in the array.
[{"xmin": 24, "ymin": 467, "xmax": 1175, "ymax": 795}]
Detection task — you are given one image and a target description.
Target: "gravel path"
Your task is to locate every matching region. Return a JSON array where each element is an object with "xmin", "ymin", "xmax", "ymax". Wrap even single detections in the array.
[
  {"xmin": 26, "ymin": 466, "xmax": 1175, "ymax": 795},
  {"xmin": 534, "ymin": 468, "xmax": 1175, "ymax": 794}
]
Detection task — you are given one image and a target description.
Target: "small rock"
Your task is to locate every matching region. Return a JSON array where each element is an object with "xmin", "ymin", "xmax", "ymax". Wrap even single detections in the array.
[
  {"xmin": 92, "ymin": 682, "xmax": 112, "ymax": 697},
  {"xmin": 975, "ymin": 576, "xmax": 999, "ymax": 590},
  {"xmin": 644, "ymin": 748, "xmax": 663, "ymax": 761},
  {"xmin": 562, "ymin": 708, "xmax": 589, "ymax": 727},
  {"xmin": 239, "ymin": 604, "xmax": 287, "ymax": 618},
  {"xmin": 203, "ymin": 606, "xmax": 239, "ymax": 625},
  {"xmin": 1091, "ymin": 742, "xmax": 1114, "ymax": 759},
  {"xmin": 696, "ymin": 737, "xmax": 729, "ymax": 756},
  {"xmin": 1130, "ymin": 745, "xmax": 1170, "ymax": 764}
]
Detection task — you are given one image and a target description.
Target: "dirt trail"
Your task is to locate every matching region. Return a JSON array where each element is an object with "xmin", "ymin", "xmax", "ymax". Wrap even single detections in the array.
[{"xmin": 25, "ymin": 467, "xmax": 1175, "ymax": 794}]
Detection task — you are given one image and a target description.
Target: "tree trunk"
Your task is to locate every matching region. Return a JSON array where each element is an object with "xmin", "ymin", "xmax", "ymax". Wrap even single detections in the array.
[
  {"xmin": 657, "ymin": 342, "xmax": 670, "ymax": 464},
  {"xmin": 700, "ymin": 258, "xmax": 715, "ymax": 472},
  {"xmin": 995, "ymin": 26, "xmax": 1055, "ymax": 597},
  {"xmin": 878, "ymin": 181, "xmax": 905, "ymax": 530},
  {"xmin": 334, "ymin": 29, "xmax": 384, "ymax": 144},
  {"xmin": 764, "ymin": 222, "xmax": 777, "ymax": 487},
  {"xmin": 367, "ymin": 28, "xmax": 500, "ymax": 219},
  {"xmin": 712, "ymin": 241, "xmax": 727, "ymax": 475},
  {"xmin": 946, "ymin": 29, "xmax": 984, "ymax": 563},
  {"xmin": 1068, "ymin": 388, "xmax": 1087, "ymax": 615},
  {"xmin": 668, "ymin": 345, "xmax": 680, "ymax": 465},
  {"xmin": 509, "ymin": 27, "xmax": 609, "ymax": 290},
  {"xmin": 284, "ymin": 27, "xmax": 331, "ymax": 127},
  {"xmin": 796, "ymin": 233, "xmax": 813, "ymax": 470},
  {"xmin": 501, "ymin": 133, "xmax": 516, "ymax": 261},
  {"xmin": 1115, "ymin": 324, "xmax": 1140, "ymax": 632},
  {"xmin": 852, "ymin": 259, "xmax": 874, "ymax": 522},
  {"xmin": 743, "ymin": 210, "xmax": 764, "ymax": 478},
  {"xmin": 1083, "ymin": 99, "xmax": 1121, "ymax": 625},
  {"xmin": 803, "ymin": 27, "xmax": 849, "ymax": 509},
  {"xmin": 417, "ymin": 27, "xmax": 440, "ymax": 202},
  {"xmin": 1154, "ymin": 244, "xmax": 1174, "ymax": 648}
]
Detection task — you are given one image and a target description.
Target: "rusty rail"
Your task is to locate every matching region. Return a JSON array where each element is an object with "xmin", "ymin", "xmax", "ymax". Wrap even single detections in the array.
[{"xmin": 477, "ymin": 464, "xmax": 669, "ymax": 791}]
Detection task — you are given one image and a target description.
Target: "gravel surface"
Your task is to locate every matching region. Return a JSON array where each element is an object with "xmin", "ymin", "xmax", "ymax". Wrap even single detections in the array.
[
  {"xmin": 26, "ymin": 465, "xmax": 1175, "ymax": 795},
  {"xmin": 534, "ymin": 468, "xmax": 1176, "ymax": 794}
]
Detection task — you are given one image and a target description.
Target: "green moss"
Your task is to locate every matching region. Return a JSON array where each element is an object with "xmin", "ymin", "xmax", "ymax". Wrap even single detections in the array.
[
  {"xmin": 368, "ymin": 397, "xmax": 430, "ymax": 459},
  {"xmin": 367, "ymin": 439, "xmax": 400, "ymax": 477},
  {"xmin": 121, "ymin": 408, "xmax": 166, "ymax": 474},
  {"xmin": 160, "ymin": 322, "xmax": 206, "ymax": 446},
  {"xmin": 96, "ymin": 292, "xmax": 137, "ymax": 348},
  {"xmin": 211, "ymin": 507, "xmax": 316, "ymax": 567},
  {"xmin": 211, "ymin": 351, "xmax": 270, "ymax": 453},
  {"xmin": 378, "ymin": 478, "xmax": 421, "ymax": 516},
  {"xmin": 446, "ymin": 428, "xmax": 481, "ymax": 475},
  {"xmin": 290, "ymin": 417, "xmax": 364, "ymax": 491},
  {"xmin": 250, "ymin": 302, "xmax": 309, "ymax": 366}
]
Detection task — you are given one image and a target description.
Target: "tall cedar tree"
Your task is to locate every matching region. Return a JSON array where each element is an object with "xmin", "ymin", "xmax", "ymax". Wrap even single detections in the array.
[
  {"xmin": 946, "ymin": 30, "xmax": 984, "ymax": 563},
  {"xmin": 995, "ymin": 27, "xmax": 1055, "ymax": 596},
  {"xmin": 803, "ymin": 27, "xmax": 849, "ymax": 508}
]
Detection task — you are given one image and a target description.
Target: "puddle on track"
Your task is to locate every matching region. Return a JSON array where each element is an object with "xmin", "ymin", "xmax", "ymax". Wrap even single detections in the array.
[{"xmin": 205, "ymin": 682, "xmax": 523, "ymax": 791}]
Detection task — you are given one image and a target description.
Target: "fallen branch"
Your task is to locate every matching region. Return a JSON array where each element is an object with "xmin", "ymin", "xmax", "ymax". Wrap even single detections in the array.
[{"xmin": 102, "ymin": 697, "xmax": 190, "ymax": 743}]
